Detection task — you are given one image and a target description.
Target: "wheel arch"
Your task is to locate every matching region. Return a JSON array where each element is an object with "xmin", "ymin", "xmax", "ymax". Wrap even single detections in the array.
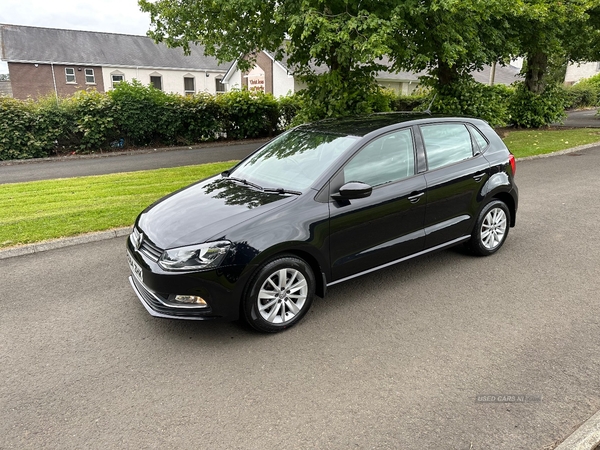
[
  {"xmin": 238, "ymin": 246, "xmax": 327, "ymax": 321},
  {"xmin": 491, "ymin": 191, "xmax": 516, "ymax": 227}
]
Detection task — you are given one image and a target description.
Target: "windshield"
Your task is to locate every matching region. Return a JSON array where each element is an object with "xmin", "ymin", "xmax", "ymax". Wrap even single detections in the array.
[{"xmin": 230, "ymin": 129, "xmax": 358, "ymax": 191}]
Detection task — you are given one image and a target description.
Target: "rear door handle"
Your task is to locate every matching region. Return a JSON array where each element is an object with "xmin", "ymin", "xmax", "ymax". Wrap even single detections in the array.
[
  {"xmin": 408, "ymin": 192, "xmax": 425, "ymax": 203},
  {"xmin": 473, "ymin": 173, "xmax": 485, "ymax": 182}
]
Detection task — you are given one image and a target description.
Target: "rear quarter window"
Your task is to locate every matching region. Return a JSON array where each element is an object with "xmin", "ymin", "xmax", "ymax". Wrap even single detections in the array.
[{"xmin": 420, "ymin": 123, "xmax": 474, "ymax": 170}]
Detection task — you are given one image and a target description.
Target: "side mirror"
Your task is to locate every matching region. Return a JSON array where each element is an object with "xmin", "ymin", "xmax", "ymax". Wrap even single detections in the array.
[{"xmin": 333, "ymin": 181, "xmax": 373, "ymax": 200}]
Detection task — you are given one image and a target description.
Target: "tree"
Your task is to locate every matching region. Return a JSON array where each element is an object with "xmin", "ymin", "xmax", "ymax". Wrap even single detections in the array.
[
  {"xmin": 511, "ymin": 1, "xmax": 600, "ymax": 95},
  {"xmin": 386, "ymin": 0, "xmax": 518, "ymax": 88},
  {"xmin": 139, "ymin": 0, "xmax": 402, "ymax": 118}
]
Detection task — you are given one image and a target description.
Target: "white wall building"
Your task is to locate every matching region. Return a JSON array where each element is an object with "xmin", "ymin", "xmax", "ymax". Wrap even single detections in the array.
[{"xmin": 565, "ymin": 62, "xmax": 600, "ymax": 85}]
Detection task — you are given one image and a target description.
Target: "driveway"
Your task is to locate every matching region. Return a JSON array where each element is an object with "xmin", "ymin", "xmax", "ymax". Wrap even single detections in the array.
[{"xmin": 1, "ymin": 146, "xmax": 600, "ymax": 449}]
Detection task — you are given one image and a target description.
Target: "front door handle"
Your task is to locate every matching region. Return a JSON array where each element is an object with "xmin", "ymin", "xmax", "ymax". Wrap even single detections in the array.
[{"xmin": 408, "ymin": 192, "xmax": 425, "ymax": 203}]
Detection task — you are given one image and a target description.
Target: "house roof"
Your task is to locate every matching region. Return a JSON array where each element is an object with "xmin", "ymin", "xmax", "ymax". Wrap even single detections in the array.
[
  {"xmin": 471, "ymin": 64, "xmax": 521, "ymax": 85},
  {"xmin": 0, "ymin": 24, "xmax": 231, "ymax": 72}
]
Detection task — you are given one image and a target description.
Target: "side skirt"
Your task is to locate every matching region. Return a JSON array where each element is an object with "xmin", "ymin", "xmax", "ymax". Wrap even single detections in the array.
[{"xmin": 327, "ymin": 235, "xmax": 470, "ymax": 287}]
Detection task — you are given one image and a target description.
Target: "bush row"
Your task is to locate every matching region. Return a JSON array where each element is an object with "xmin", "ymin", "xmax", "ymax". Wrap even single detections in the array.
[
  {"xmin": 0, "ymin": 77, "xmax": 583, "ymax": 160},
  {"xmin": 0, "ymin": 81, "xmax": 287, "ymax": 160},
  {"xmin": 391, "ymin": 80, "xmax": 569, "ymax": 129},
  {"xmin": 562, "ymin": 73, "xmax": 600, "ymax": 110}
]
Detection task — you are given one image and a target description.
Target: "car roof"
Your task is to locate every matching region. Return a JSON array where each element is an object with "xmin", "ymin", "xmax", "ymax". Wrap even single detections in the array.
[{"xmin": 297, "ymin": 113, "xmax": 479, "ymax": 137}]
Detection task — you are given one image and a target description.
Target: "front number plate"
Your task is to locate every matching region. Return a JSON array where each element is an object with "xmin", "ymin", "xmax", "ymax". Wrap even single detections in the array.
[{"xmin": 127, "ymin": 251, "xmax": 143, "ymax": 284}]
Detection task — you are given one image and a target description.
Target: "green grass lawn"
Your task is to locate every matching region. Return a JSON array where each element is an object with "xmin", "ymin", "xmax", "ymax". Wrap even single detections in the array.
[
  {"xmin": 0, "ymin": 161, "xmax": 235, "ymax": 249},
  {"xmin": 2, "ymin": 127, "xmax": 600, "ymax": 249},
  {"xmin": 502, "ymin": 128, "xmax": 600, "ymax": 158}
]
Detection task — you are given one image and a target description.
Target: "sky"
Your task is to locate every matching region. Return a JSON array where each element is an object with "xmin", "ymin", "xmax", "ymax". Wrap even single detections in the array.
[{"xmin": 0, "ymin": 0, "xmax": 152, "ymax": 73}]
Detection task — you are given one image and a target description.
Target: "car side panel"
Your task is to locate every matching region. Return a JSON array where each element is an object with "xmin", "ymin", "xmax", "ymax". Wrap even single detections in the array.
[
  {"xmin": 328, "ymin": 174, "xmax": 427, "ymax": 281},
  {"xmin": 422, "ymin": 155, "xmax": 491, "ymax": 248}
]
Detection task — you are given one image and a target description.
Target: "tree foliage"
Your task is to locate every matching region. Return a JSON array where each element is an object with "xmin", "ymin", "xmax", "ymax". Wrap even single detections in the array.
[{"xmin": 139, "ymin": 0, "xmax": 600, "ymax": 126}]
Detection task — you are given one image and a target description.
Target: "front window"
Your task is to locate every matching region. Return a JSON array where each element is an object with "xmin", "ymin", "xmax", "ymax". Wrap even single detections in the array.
[
  {"xmin": 184, "ymin": 76, "xmax": 195, "ymax": 95},
  {"xmin": 150, "ymin": 75, "xmax": 162, "ymax": 90},
  {"xmin": 230, "ymin": 129, "xmax": 358, "ymax": 191},
  {"xmin": 215, "ymin": 77, "xmax": 226, "ymax": 93},
  {"xmin": 344, "ymin": 128, "xmax": 415, "ymax": 186},
  {"xmin": 111, "ymin": 73, "xmax": 124, "ymax": 87},
  {"xmin": 65, "ymin": 68, "xmax": 76, "ymax": 83},
  {"xmin": 85, "ymin": 68, "xmax": 95, "ymax": 84}
]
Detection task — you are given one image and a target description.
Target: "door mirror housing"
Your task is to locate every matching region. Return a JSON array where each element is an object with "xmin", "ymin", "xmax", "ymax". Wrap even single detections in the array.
[{"xmin": 333, "ymin": 181, "xmax": 373, "ymax": 200}]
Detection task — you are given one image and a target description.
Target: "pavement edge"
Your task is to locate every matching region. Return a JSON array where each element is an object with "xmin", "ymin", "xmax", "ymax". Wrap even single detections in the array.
[
  {"xmin": 0, "ymin": 227, "xmax": 132, "ymax": 260},
  {"xmin": 555, "ymin": 409, "xmax": 600, "ymax": 450}
]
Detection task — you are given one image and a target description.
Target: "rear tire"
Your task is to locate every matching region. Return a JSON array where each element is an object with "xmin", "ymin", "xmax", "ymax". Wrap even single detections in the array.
[
  {"xmin": 466, "ymin": 200, "xmax": 510, "ymax": 256},
  {"xmin": 243, "ymin": 255, "xmax": 315, "ymax": 333}
]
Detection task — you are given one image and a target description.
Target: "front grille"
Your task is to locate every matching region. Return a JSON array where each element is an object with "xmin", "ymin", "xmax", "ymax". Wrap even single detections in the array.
[
  {"xmin": 140, "ymin": 238, "xmax": 162, "ymax": 262},
  {"xmin": 131, "ymin": 228, "xmax": 163, "ymax": 262}
]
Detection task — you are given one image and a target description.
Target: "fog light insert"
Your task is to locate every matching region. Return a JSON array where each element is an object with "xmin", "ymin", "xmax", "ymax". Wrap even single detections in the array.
[{"xmin": 174, "ymin": 295, "xmax": 208, "ymax": 307}]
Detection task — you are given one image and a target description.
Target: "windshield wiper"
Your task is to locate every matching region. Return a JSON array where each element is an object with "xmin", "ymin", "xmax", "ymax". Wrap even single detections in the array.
[
  {"xmin": 222, "ymin": 175, "xmax": 264, "ymax": 191},
  {"xmin": 222, "ymin": 173, "xmax": 300, "ymax": 195},
  {"xmin": 262, "ymin": 187, "xmax": 302, "ymax": 195}
]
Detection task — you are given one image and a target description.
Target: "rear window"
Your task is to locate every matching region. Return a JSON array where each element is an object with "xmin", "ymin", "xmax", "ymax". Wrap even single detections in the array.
[{"xmin": 420, "ymin": 123, "xmax": 474, "ymax": 170}]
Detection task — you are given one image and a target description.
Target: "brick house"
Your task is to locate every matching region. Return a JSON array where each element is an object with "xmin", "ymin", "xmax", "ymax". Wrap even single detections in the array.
[{"xmin": 0, "ymin": 24, "xmax": 232, "ymax": 100}]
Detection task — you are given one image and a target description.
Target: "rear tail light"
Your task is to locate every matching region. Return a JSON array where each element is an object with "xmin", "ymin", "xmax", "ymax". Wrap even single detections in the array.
[{"xmin": 509, "ymin": 154, "xmax": 516, "ymax": 176}]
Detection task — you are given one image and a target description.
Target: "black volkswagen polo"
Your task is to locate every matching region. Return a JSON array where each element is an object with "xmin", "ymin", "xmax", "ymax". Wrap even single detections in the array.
[{"xmin": 127, "ymin": 114, "xmax": 518, "ymax": 332}]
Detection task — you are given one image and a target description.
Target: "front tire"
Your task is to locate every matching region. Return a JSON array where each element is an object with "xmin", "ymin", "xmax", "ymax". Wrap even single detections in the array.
[
  {"xmin": 467, "ymin": 200, "xmax": 510, "ymax": 256},
  {"xmin": 243, "ymin": 255, "xmax": 315, "ymax": 333}
]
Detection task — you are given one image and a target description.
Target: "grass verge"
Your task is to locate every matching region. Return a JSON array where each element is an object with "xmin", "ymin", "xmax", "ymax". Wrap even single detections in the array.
[
  {"xmin": 502, "ymin": 128, "xmax": 600, "ymax": 158},
  {"xmin": 0, "ymin": 161, "xmax": 235, "ymax": 249}
]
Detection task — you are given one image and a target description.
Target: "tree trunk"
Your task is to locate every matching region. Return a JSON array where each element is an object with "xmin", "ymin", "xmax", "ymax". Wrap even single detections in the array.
[
  {"xmin": 524, "ymin": 51, "xmax": 549, "ymax": 94},
  {"xmin": 436, "ymin": 60, "xmax": 460, "ymax": 87}
]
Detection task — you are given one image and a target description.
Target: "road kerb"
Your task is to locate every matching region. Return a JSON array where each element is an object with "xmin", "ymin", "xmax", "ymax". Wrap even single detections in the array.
[
  {"xmin": 0, "ymin": 227, "xmax": 132, "ymax": 260},
  {"xmin": 555, "ymin": 409, "xmax": 600, "ymax": 450},
  {"xmin": 517, "ymin": 141, "xmax": 600, "ymax": 161}
]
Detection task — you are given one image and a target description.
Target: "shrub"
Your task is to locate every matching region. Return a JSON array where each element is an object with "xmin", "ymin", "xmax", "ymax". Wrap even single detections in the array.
[
  {"xmin": 292, "ymin": 72, "xmax": 392, "ymax": 124},
  {"xmin": 0, "ymin": 98, "xmax": 43, "ymax": 160},
  {"xmin": 425, "ymin": 78, "xmax": 512, "ymax": 127},
  {"xmin": 67, "ymin": 90, "xmax": 116, "ymax": 150},
  {"xmin": 108, "ymin": 80, "xmax": 168, "ymax": 146},
  {"xmin": 391, "ymin": 92, "xmax": 429, "ymax": 112},
  {"xmin": 217, "ymin": 89, "xmax": 279, "ymax": 139},
  {"xmin": 508, "ymin": 82, "xmax": 567, "ymax": 128},
  {"xmin": 277, "ymin": 94, "xmax": 302, "ymax": 129},
  {"xmin": 563, "ymin": 84, "xmax": 598, "ymax": 110},
  {"xmin": 177, "ymin": 93, "xmax": 221, "ymax": 143},
  {"xmin": 32, "ymin": 95, "xmax": 75, "ymax": 154}
]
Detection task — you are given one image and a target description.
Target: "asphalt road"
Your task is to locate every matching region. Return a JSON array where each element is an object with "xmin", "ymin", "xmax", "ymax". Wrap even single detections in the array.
[
  {"xmin": 2, "ymin": 146, "xmax": 600, "ymax": 450},
  {"xmin": 556, "ymin": 108, "xmax": 600, "ymax": 128},
  {"xmin": 0, "ymin": 141, "xmax": 265, "ymax": 184}
]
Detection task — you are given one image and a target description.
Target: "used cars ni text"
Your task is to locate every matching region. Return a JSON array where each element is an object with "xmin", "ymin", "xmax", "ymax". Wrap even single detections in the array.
[{"xmin": 127, "ymin": 114, "xmax": 518, "ymax": 332}]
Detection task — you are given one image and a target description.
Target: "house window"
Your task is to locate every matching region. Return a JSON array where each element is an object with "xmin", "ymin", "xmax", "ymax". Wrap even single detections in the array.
[
  {"xmin": 85, "ymin": 68, "xmax": 95, "ymax": 84},
  {"xmin": 184, "ymin": 76, "xmax": 195, "ymax": 95},
  {"xmin": 150, "ymin": 75, "xmax": 162, "ymax": 90},
  {"xmin": 111, "ymin": 73, "xmax": 124, "ymax": 87},
  {"xmin": 215, "ymin": 77, "xmax": 226, "ymax": 93},
  {"xmin": 65, "ymin": 68, "xmax": 76, "ymax": 84}
]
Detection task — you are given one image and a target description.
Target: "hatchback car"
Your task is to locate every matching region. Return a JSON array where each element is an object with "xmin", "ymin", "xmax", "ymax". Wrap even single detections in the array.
[{"xmin": 127, "ymin": 114, "xmax": 518, "ymax": 332}]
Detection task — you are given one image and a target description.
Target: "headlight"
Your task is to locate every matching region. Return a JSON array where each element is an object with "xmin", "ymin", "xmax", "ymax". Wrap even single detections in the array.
[{"xmin": 158, "ymin": 241, "xmax": 231, "ymax": 271}]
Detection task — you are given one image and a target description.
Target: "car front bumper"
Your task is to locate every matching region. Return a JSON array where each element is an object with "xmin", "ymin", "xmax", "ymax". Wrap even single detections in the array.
[{"xmin": 126, "ymin": 236, "xmax": 254, "ymax": 321}]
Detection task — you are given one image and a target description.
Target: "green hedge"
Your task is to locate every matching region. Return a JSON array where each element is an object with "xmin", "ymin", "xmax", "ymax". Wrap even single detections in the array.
[
  {"xmin": 0, "ymin": 77, "xmax": 583, "ymax": 160},
  {"xmin": 0, "ymin": 83, "xmax": 289, "ymax": 160}
]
